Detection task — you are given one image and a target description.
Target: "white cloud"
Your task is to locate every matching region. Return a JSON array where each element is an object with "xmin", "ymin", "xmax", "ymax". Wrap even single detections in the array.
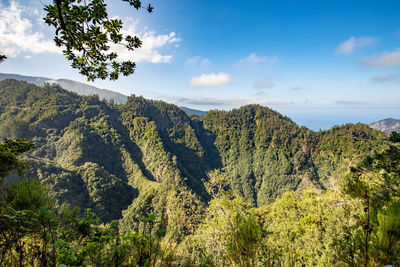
[
  {"xmin": 186, "ymin": 56, "xmax": 212, "ymax": 67},
  {"xmin": 335, "ymin": 36, "xmax": 377, "ymax": 55},
  {"xmin": 189, "ymin": 72, "xmax": 232, "ymax": 88},
  {"xmin": 176, "ymin": 97, "xmax": 293, "ymax": 107},
  {"xmin": 0, "ymin": 1, "xmax": 60, "ymax": 57},
  {"xmin": 237, "ymin": 53, "xmax": 278, "ymax": 65},
  {"xmin": 361, "ymin": 48, "xmax": 400, "ymax": 67},
  {"xmin": 110, "ymin": 19, "xmax": 181, "ymax": 63}
]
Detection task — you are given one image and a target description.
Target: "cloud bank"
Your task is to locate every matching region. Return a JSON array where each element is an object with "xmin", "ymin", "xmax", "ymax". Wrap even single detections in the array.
[
  {"xmin": 177, "ymin": 97, "xmax": 293, "ymax": 107},
  {"xmin": 0, "ymin": 1, "xmax": 60, "ymax": 57}
]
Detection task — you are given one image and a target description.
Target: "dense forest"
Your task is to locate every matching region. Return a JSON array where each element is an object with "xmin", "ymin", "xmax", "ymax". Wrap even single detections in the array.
[{"xmin": 1, "ymin": 79, "xmax": 399, "ymax": 266}]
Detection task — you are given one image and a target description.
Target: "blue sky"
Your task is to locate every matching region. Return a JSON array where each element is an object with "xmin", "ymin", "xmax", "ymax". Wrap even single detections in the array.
[{"xmin": 0, "ymin": 0, "xmax": 399, "ymax": 130}]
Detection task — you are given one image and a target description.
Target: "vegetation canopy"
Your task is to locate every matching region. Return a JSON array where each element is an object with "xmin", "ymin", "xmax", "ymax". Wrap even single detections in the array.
[
  {"xmin": 0, "ymin": 0, "xmax": 398, "ymax": 264},
  {"xmin": 0, "ymin": 80, "xmax": 398, "ymax": 265}
]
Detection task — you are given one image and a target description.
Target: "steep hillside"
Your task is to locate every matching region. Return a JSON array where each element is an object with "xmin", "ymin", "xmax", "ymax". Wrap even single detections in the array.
[
  {"xmin": 203, "ymin": 107, "xmax": 386, "ymax": 205},
  {"xmin": 369, "ymin": 118, "xmax": 400, "ymax": 133},
  {"xmin": 0, "ymin": 79, "xmax": 388, "ymax": 239}
]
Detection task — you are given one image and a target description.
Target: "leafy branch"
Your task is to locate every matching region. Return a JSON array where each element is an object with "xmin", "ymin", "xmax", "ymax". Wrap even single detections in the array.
[{"xmin": 44, "ymin": 0, "xmax": 153, "ymax": 81}]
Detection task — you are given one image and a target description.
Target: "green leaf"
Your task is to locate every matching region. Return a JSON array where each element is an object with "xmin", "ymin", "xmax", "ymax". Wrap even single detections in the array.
[{"xmin": 148, "ymin": 213, "xmax": 156, "ymax": 221}]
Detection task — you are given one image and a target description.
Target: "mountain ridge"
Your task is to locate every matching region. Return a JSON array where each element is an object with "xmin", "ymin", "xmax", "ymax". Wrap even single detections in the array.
[
  {"xmin": 0, "ymin": 72, "xmax": 128, "ymax": 104},
  {"xmin": 0, "ymin": 72, "xmax": 207, "ymax": 117},
  {"xmin": 0, "ymin": 79, "xmax": 388, "ymax": 238}
]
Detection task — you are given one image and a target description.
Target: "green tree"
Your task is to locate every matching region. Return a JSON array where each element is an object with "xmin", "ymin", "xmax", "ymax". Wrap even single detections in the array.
[
  {"xmin": 180, "ymin": 170, "xmax": 265, "ymax": 267},
  {"xmin": 44, "ymin": 0, "xmax": 153, "ymax": 81},
  {"xmin": 0, "ymin": 137, "xmax": 169, "ymax": 265},
  {"xmin": 371, "ymin": 202, "xmax": 400, "ymax": 265},
  {"xmin": 258, "ymin": 187, "xmax": 363, "ymax": 266},
  {"xmin": 0, "ymin": 138, "xmax": 34, "ymax": 182},
  {"xmin": 341, "ymin": 132, "xmax": 400, "ymax": 266}
]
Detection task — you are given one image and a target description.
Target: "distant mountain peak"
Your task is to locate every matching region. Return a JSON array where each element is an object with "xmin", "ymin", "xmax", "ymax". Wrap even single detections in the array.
[{"xmin": 369, "ymin": 118, "xmax": 400, "ymax": 133}]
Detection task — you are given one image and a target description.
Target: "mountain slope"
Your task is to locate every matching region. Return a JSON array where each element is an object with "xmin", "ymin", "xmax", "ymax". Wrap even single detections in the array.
[
  {"xmin": 0, "ymin": 73, "xmax": 209, "ymax": 116},
  {"xmin": 0, "ymin": 79, "xmax": 388, "ymax": 239},
  {"xmin": 0, "ymin": 73, "xmax": 127, "ymax": 104},
  {"xmin": 203, "ymin": 107, "xmax": 386, "ymax": 204},
  {"xmin": 369, "ymin": 118, "xmax": 400, "ymax": 133}
]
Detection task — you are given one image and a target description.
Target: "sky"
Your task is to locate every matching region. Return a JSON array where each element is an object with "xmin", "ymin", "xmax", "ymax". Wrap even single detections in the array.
[{"xmin": 0, "ymin": 0, "xmax": 399, "ymax": 130}]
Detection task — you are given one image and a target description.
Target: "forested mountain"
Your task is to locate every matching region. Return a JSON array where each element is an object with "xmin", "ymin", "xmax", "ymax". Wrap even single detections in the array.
[
  {"xmin": 369, "ymin": 118, "xmax": 400, "ymax": 133},
  {"xmin": 1, "ymin": 79, "xmax": 398, "ymax": 265},
  {"xmin": 0, "ymin": 73, "xmax": 128, "ymax": 104},
  {"xmin": 0, "ymin": 72, "xmax": 208, "ymax": 117},
  {"xmin": 0, "ymin": 79, "xmax": 387, "ymax": 225}
]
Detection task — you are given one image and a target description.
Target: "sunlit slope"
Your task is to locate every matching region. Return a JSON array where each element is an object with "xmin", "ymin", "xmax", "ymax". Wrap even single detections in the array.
[{"xmin": 0, "ymin": 79, "xmax": 387, "ymax": 234}]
